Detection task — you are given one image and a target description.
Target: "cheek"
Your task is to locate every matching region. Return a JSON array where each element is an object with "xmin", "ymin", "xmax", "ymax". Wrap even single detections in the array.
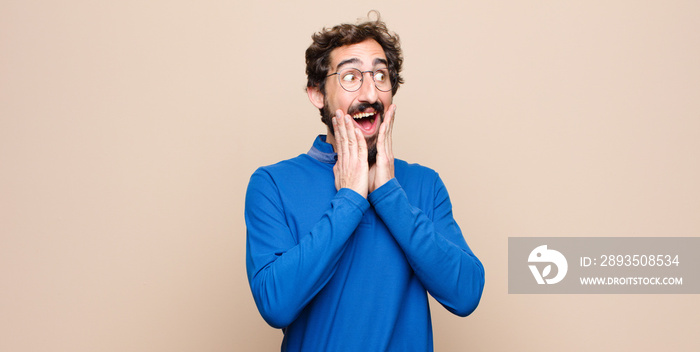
[
  {"xmin": 380, "ymin": 91, "xmax": 393, "ymax": 103},
  {"xmin": 326, "ymin": 89, "xmax": 349, "ymax": 110},
  {"xmin": 381, "ymin": 94, "xmax": 393, "ymax": 112},
  {"xmin": 333, "ymin": 94, "xmax": 355, "ymax": 113}
]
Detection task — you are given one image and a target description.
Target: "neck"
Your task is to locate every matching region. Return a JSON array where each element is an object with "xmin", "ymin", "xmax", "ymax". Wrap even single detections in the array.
[{"xmin": 325, "ymin": 128, "xmax": 337, "ymax": 152}]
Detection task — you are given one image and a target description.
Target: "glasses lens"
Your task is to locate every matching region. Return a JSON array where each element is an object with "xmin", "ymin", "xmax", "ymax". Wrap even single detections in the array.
[
  {"xmin": 338, "ymin": 68, "xmax": 362, "ymax": 91},
  {"xmin": 373, "ymin": 68, "xmax": 392, "ymax": 92}
]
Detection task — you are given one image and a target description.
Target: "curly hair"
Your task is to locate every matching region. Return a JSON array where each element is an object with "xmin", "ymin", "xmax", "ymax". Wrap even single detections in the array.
[{"xmin": 305, "ymin": 11, "xmax": 404, "ymax": 97}]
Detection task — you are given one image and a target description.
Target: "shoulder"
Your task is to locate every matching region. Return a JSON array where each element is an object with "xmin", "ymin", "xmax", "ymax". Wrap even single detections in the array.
[
  {"xmin": 395, "ymin": 158, "xmax": 439, "ymax": 180},
  {"xmin": 246, "ymin": 154, "xmax": 313, "ymax": 202},
  {"xmin": 394, "ymin": 158, "xmax": 443, "ymax": 195},
  {"xmin": 248, "ymin": 153, "xmax": 333, "ymax": 196},
  {"xmin": 252, "ymin": 154, "xmax": 316, "ymax": 178}
]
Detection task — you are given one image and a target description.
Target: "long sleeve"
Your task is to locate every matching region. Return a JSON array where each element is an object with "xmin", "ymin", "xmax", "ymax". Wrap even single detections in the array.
[
  {"xmin": 368, "ymin": 177, "xmax": 485, "ymax": 317},
  {"xmin": 245, "ymin": 168, "xmax": 369, "ymax": 328}
]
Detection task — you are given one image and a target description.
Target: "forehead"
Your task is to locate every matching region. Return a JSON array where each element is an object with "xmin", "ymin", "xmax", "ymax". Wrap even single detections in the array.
[{"xmin": 329, "ymin": 39, "xmax": 387, "ymax": 70}]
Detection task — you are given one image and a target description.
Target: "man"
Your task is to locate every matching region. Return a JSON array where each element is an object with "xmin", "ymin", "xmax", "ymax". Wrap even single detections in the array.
[{"xmin": 245, "ymin": 13, "xmax": 484, "ymax": 351}]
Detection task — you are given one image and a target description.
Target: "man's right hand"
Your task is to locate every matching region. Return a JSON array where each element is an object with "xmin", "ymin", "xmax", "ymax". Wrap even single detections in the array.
[{"xmin": 332, "ymin": 110, "xmax": 369, "ymax": 198}]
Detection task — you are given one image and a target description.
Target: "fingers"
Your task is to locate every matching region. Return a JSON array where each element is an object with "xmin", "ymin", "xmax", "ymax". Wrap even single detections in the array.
[
  {"xmin": 382, "ymin": 105, "xmax": 395, "ymax": 137},
  {"xmin": 334, "ymin": 110, "xmax": 350, "ymax": 160},
  {"xmin": 385, "ymin": 104, "xmax": 395, "ymax": 158},
  {"xmin": 356, "ymin": 128, "xmax": 367, "ymax": 162},
  {"xmin": 332, "ymin": 110, "xmax": 342, "ymax": 157},
  {"xmin": 376, "ymin": 104, "xmax": 396, "ymax": 156},
  {"xmin": 344, "ymin": 114, "xmax": 359, "ymax": 162},
  {"xmin": 376, "ymin": 123, "xmax": 385, "ymax": 153},
  {"xmin": 334, "ymin": 109, "xmax": 364, "ymax": 163},
  {"xmin": 370, "ymin": 104, "xmax": 396, "ymax": 193},
  {"xmin": 332, "ymin": 109, "xmax": 369, "ymax": 197}
]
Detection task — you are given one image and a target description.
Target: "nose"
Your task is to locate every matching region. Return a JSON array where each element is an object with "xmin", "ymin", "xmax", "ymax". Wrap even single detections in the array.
[{"xmin": 357, "ymin": 71, "xmax": 379, "ymax": 103}]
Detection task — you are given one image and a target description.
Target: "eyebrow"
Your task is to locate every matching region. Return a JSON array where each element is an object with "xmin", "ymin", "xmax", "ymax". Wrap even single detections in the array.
[
  {"xmin": 335, "ymin": 58, "xmax": 361, "ymax": 71},
  {"xmin": 335, "ymin": 57, "xmax": 389, "ymax": 71},
  {"xmin": 374, "ymin": 58, "xmax": 388, "ymax": 67}
]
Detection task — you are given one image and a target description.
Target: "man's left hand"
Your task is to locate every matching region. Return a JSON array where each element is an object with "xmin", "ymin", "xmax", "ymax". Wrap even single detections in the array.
[{"xmin": 369, "ymin": 104, "xmax": 396, "ymax": 193}]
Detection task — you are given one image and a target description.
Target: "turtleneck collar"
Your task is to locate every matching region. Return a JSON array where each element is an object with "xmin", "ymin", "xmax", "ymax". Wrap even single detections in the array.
[{"xmin": 307, "ymin": 135, "xmax": 337, "ymax": 164}]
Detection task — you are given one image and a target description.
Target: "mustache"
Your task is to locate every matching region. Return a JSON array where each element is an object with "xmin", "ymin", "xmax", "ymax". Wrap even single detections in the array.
[{"xmin": 347, "ymin": 101, "xmax": 384, "ymax": 117}]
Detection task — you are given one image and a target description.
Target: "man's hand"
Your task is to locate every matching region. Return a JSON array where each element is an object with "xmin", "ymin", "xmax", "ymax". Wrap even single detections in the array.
[
  {"xmin": 369, "ymin": 104, "xmax": 396, "ymax": 193},
  {"xmin": 333, "ymin": 110, "xmax": 369, "ymax": 198}
]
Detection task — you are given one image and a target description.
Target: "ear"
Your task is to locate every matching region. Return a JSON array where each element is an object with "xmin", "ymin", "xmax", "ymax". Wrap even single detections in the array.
[{"xmin": 307, "ymin": 86, "xmax": 325, "ymax": 110}]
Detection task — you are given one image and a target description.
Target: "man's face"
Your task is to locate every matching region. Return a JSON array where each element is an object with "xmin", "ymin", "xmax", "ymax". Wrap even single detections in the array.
[{"xmin": 314, "ymin": 39, "xmax": 393, "ymax": 164}]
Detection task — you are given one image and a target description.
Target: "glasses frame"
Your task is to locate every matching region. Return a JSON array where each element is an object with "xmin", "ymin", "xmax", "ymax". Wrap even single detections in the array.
[{"xmin": 326, "ymin": 67, "xmax": 394, "ymax": 92}]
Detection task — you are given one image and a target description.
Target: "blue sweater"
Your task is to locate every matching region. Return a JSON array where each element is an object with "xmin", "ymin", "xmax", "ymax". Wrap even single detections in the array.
[{"xmin": 245, "ymin": 135, "xmax": 484, "ymax": 351}]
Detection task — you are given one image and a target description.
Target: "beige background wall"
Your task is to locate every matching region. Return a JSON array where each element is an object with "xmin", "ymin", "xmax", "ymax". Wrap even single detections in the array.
[{"xmin": 1, "ymin": 1, "xmax": 698, "ymax": 351}]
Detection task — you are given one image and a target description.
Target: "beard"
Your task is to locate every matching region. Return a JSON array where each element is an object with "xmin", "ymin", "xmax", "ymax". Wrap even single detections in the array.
[{"xmin": 321, "ymin": 101, "xmax": 384, "ymax": 166}]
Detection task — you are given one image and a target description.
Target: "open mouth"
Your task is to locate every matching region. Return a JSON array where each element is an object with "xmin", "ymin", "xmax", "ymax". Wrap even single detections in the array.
[{"xmin": 351, "ymin": 111, "xmax": 379, "ymax": 134}]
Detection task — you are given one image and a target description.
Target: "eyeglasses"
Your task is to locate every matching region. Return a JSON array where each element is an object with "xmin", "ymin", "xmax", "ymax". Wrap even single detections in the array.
[{"xmin": 326, "ymin": 67, "xmax": 393, "ymax": 92}]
